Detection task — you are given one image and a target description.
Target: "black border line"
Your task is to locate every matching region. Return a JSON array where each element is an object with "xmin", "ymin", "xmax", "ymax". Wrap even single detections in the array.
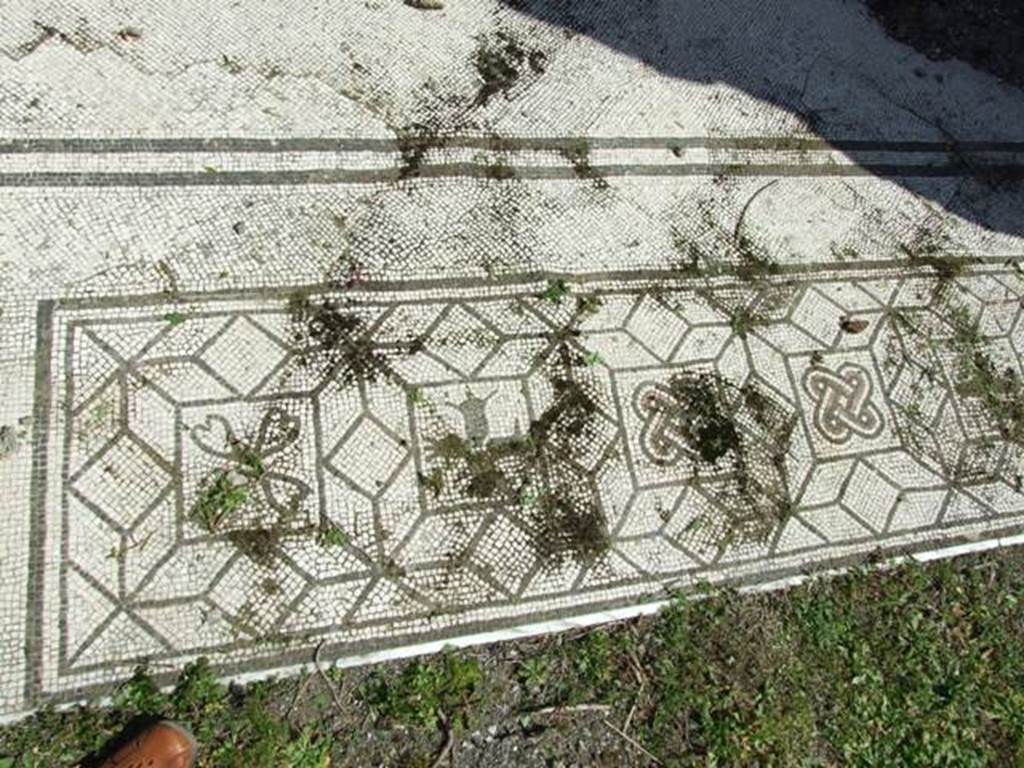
[
  {"xmin": 1, "ymin": 162, "xmax": 1022, "ymax": 187},
  {"xmin": 49, "ymin": 257, "xmax": 1020, "ymax": 313},
  {"xmin": 24, "ymin": 300, "xmax": 54, "ymax": 705},
  {"xmin": 1, "ymin": 136, "xmax": 1023, "ymax": 154}
]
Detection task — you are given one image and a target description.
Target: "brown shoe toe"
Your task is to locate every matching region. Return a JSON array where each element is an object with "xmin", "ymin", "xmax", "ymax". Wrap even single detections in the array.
[{"xmin": 100, "ymin": 720, "xmax": 197, "ymax": 768}]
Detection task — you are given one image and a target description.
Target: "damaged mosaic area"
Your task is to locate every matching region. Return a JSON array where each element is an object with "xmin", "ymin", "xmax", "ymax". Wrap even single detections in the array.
[{"xmin": 28, "ymin": 264, "xmax": 1024, "ymax": 704}]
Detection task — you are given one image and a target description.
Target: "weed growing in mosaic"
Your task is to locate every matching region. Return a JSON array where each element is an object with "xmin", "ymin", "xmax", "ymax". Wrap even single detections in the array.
[
  {"xmin": 395, "ymin": 123, "xmax": 444, "ymax": 180},
  {"xmin": 948, "ymin": 306, "xmax": 1024, "ymax": 445},
  {"xmin": 830, "ymin": 242, "xmax": 861, "ymax": 261},
  {"xmin": 473, "ymin": 31, "xmax": 546, "ymax": 106},
  {"xmin": 227, "ymin": 528, "xmax": 279, "ymax": 568},
  {"xmin": 192, "ymin": 471, "xmax": 248, "ymax": 531},
  {"xmin": 233, "ymin": 444, "xmax": 266, "ymax": 479},
  {"xmin": 728, "ymin": 305, "xmax": 761, "ymax": 338},
  {"xmin": 316, "ymin": 523, "xmax": 349, "ymax": 549},
  {"xmin": 189, "ymin": 426, "xmax": 276, "ymax": 534},
  {"xmin": 898, "ymin": 224, "xmax": 971, "ymax": 290},
  {"xmin": 575, "ymin": 293, "xmax": 603, "ymax": 315},
  {"xmin": 674, "ymin": 210, "xmax": 793, "ymax": 337},
  {"xmin": 540, "ymin": 278, "xmax": 570, "ymax": 304},
  {"xmin": 671, "ymin": 226, "xmax": 703, "ymax": 276},
  {"xmin": 418, "ymin": 465, "xmax": 445, "ymax": 498},
  {"xmin": 483, "ymin": 158, "xmax": 516, "ymax": 180},
  {"xmin": 425, "ymin": 375, "xmax": 610, "ymax": 566},
  {"xmin": 654, "ymin": 372, "xmax": 796, "ymax": 546},
  {"xmin": 561, "ymin": 138, "xmax": 608, "ymax": 189},
  {"xmin": 532, "ymin": 492, "xmax": 610, "ymax": 565},
  {"xmin": 288, "ymin": 294, "xmax": 396, "ymax": 385}
]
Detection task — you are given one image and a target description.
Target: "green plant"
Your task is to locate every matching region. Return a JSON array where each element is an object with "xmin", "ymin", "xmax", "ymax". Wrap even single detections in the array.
[
  {"xmin": 191, "ymin": 471, "xmax": 248, "ymax": 532},
  {"xmin": 948, "ymin": 306, "xmax": 1024, "ymax": 445},
  {"xmin": 361, "ymin": 652, "xmax": 482, "ymax": 727},
  {"xmin": 418, "ymin": 467, "xmax": 444, "ymax": 498},
  {"xmin": 671, "ymin": 227, "xmax": 702, "ymax": 276},
  {"xmin": 112, "ymin": 666, "xmax": 167, "ymax": 714},
  {"xmin": 729, "ymin": 306, "xmax": 760, "ymax": 338},
  {"xmin": 517, "ymin": 656, "xmax": 550, "ymax": 692},
  {"xmin": 2, "ymin": 554, "xmax": 1024, "ymax": 765},
  {"xmin": 575, "ymin": 293, "xmax": 603, "ymax": 314},
  {"xmin": 316, "ymin": 524, "xmax": 348, "ymax": 549},
  {"xmin": 573, "ymin": 631, "xmax": 614, "ymax": 693},
  {"xmin": 540, "ymin": 279, "xmax": 570, "ymax": 304},
  {"xmin": 232, "ymin": 444, "xmax": 265, "ymax": 479},
  {"xmin": 280, "ymin": 728, "xmax": 332, "ymax": 768},
  {"xmin": 170, "ymin": 658, "xmax": 229, "ymax": 732},
  {"xmin": 559, "ymin": 138, "xmax": 608, "ymax": 189}
]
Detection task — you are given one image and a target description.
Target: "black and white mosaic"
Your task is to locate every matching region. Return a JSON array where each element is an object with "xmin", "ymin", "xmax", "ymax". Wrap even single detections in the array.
[
  {"xmin": 2, "ymin": 0, "xmax": 1024, "ymax": 716},
  {"xmin": 24, "ymin": 265, "xmax": 1024, "ymax": 705}
]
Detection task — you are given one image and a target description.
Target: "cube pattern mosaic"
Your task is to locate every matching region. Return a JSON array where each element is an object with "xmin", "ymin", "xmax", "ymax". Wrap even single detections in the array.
[
  {"xmin": 3, "ymin": 0, "xmax": 1024, "ymax": 717},
  {"xmin": 26, "ymin": 265, "xmax": 1024, "ymax": 703}
]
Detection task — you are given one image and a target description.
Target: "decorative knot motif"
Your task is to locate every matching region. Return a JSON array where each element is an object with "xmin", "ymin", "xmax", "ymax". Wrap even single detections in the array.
[
  {"xmin": 633, "ymin": 382, "xmax": 690, "ymax": 466},
  {"xmin": 802, "ymin": 363, "xmax": 883, "ymax": 444},
  {"xmin": 191, "ymin": 407, "xmax": 311, "ymax": 517}
]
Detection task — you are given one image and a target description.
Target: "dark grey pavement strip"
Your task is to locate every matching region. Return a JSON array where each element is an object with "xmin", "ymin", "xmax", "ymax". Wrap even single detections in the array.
[
  {"xmin": 45, "ymin": 256, "xmax": 1022, "ymax": 312},
  {"xmin": 24, "ymin": 301, "xmax": 54, "ymax": 704},
  {"xmin": 2, "ymin": 136, "xmax": 1024, "ymax": 153}
]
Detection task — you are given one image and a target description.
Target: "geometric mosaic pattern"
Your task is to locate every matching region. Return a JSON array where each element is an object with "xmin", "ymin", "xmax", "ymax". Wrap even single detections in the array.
[
  {"xmin": 4, "ymin": 0, "xmax": 1024, "ymax": 718},
  {"xmin": 28, "ymin": 264, "xmax": 1024, "ymax": 703}
]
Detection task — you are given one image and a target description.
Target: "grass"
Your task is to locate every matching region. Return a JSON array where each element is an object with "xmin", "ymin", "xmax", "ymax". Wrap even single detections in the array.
[
  {"xmin": 2, "ymin": 551, "xmax": 1023, "ymax": 766},
  {"xmin": 0, "ymin": 659, "xmax": 333, "ymax": 767}
]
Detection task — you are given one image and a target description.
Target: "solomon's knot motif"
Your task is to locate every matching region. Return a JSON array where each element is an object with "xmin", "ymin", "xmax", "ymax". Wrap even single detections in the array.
[{"xmin": 802, "ymin": 363, "xmax": 883, "ymax": 444}]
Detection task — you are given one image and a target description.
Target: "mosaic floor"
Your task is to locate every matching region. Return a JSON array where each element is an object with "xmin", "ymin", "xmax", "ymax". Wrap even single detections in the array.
[{"xmin": 1, "ymin": 0, "xmax": 1024, "ymax": 715}]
